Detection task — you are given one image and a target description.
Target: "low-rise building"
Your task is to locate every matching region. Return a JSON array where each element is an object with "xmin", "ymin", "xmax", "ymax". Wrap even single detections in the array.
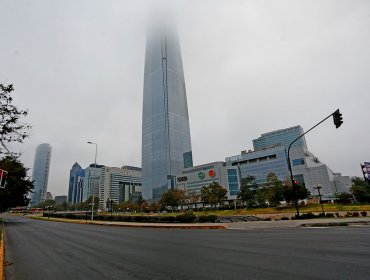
[{"xmin": 175, "ymin": 161, "xmax": 240, "ymax": 201}]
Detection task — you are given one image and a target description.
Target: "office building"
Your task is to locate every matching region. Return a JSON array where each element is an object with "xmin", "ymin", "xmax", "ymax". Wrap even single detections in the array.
[
  {"xmin": 141, "ymin": 20, "xmax": 193, "ymax": 200},
  {"xmin": 55, "ymin": 195, "xmax": 67, "ymax": 205},
  {"xmin": 253, "ymin": 125, "xmax": 307, "ymax": 150},
  {"xmin": 227, "ymin": 126, "xmax": 350, "ymax": 199},
  {"xmin": 82, "ymin": 164, "xmax": 103, "ymax": 202},
  {"xmin": 46, "ymin": 192, "xmax": 53, "ymax": 200},
  {"xmin": 176, "ymin": 162, "xmax": 240, "ymax": 201},
  {"xmin": 226, "ymin": 146, "xmax": 290, "ymax": 185},
  {"xmin": 97, "ymin": 165, "xmax": 141, "ymax": 210},
  {"xmin": 30, "ymin": 143, "xmax": 52, "ymax": 205},
  {"xmin": 67, "ymin": 162, "xmax": 85, "ymax": 204}
]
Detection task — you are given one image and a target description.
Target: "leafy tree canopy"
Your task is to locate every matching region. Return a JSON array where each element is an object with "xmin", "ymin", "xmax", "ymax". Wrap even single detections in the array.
[
  {"xmin": 201, "ymin": 182, "xmax": 227, "ymax": 207},
  {"xmin": 0, "ymin": 155, "xmax": 33, "ymax": 211},
  {"xmin": 0, "ymin": 84, "xmax": 31, "ymax": 155},
  {"xmin": 351, "ymin": 178, "xmax": 370, "ymax": 202},
  {"xmin": 335, "ymin": 192, "xmax": 353, "ymax": 204},
  {"xmin": 264, "ymin": 173, "xmax": 284, "ymax": 206},
  {"xmin": 283, "ymin": 176, "xmax": 309, "ymax": 203},
  {"xmin": 238, "ymin": 176, "xmax": 257, "ymax": 207},
  {"xmin": 160, "ymin": 189, "xmax": 187, "ymax": 208}
]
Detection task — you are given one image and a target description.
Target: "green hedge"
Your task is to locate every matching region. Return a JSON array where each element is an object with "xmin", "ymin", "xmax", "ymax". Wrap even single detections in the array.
[
  {"xmin": 43, "ymin": 212, "xmax": 216, "ymax": 223},
  {"xmin": 198, "ymin": 215, "xmax": 217, "ymax": 223}
]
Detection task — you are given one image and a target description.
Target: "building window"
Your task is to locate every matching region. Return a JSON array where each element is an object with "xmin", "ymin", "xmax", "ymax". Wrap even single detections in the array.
[
  {"xmin": 292, "ymin": 158, "xmax": 305, "ymax": 166},
  {"xmin": 227, "ymin": 169, "xmax": 239, "ymax": 196}
]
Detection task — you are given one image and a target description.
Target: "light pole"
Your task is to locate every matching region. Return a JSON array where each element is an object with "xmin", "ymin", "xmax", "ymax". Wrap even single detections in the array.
[
  {"xmin": 109, "ymin": 199, "xmax": 114, "ymax": 217},
  {"xmin": 87, "ymin": 141, "xmax": 97, "ymax": 222},
  {"xmin": 314, "ymin": 185, "xmax": 325, "ymax": 215}
]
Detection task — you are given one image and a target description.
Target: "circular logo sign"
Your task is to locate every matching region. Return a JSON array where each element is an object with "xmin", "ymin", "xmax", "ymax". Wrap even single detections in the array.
[
  {"xmin": 198, "ymin": 172, "xmax": 205, "ymax": 180},
  {"xmin": 208, "ymin": 169, "xmax": 216, "ymax": 177}
]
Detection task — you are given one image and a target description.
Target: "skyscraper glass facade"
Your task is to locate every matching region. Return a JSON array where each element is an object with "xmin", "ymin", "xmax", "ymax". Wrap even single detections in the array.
[
  {"xmin": 30, "ymin": 143, "xmax": 52, "ymax": 205},
  {"xmin": 226, "ymin": 146, "xmax": 290, "ymax": 186},
  {"xmin": 142, "ymin": 21, "xmax": 192, "ymax": 200},
  {"xmin": 67, "ymin": 162, "xmax": 84, "ymax": 204},
  {"xmin": 253, "ymin": 125, "xmax": 307, "ymax": 150}
]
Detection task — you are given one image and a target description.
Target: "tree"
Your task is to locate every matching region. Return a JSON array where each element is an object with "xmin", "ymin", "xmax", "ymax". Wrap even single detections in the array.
[
  {"xmin": 79, "ymin": 196, "xmax": 99, "ymax": 211},
  {"xmin": 118, "ymin": 201, "xmax": 140, "ymax": 212},
  {"xmin": 0, "ymin": 155, "xmax": 33, "ymax": 212},
  {"xmin": 255, "ymin": 189, "xmax": 267, "ymax": 207},
  {"xmin": 159, "ymin": 189, "xmax": 187, "ymax": 211},
  {"xmin": 188, "ymin": 192, "xmax": 201, "ymax": 210},
  {"xmin": 264, "ymin": 173, "xmax": 284, "ymax": 206},
  {"xmin": 335, "ymin": 192, "xmax": 353, "ymax": 204},
  {"xmin": 34, "ymin": 199, "xmax": 55, "ymax": 209},
  {"xmin": 200, "ymin": 182, "xmax": 227, "ymax": 208},
  {"xmin": 351, "ymin": 178, "xmax": 370, "ymax": 202},
  {"xmin": 0, "ymin": 84, "xmax": 31, "ymax": 155},
  {"xmin": 283, "ymin": 176, "xmax": 309, "ymax": 203},
  {"xmin": 238, "ymin": 176, "xmax": 258, "ymax": 207}
]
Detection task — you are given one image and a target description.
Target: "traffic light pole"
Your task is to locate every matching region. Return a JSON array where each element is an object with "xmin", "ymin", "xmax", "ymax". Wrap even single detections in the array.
[{"xmin": 287, "ymin": 110, "xmax": 340, "ymax": 218}]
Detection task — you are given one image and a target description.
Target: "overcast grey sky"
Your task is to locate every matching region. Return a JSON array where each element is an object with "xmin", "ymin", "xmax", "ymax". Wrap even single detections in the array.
[{"xmin": 0, "ymin": 0, "xmax": 369, "ymax": 196}]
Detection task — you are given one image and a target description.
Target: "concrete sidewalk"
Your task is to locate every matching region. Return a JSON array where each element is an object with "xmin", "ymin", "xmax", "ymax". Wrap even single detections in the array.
[{"xmin": 225, "ymin": 217, "xmax": 370, "ymax": 230}]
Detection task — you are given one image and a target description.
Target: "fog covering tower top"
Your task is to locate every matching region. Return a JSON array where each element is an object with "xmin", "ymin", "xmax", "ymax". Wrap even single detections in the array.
[{"xmin": 142, "ymin": 18, "xmax": 193, "ymax": 200}]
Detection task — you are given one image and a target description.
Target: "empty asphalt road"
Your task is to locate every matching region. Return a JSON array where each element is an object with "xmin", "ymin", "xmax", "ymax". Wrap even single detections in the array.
[{"xmin": 3, "ymin": 214, "xmax": 370, "ymax": 280}]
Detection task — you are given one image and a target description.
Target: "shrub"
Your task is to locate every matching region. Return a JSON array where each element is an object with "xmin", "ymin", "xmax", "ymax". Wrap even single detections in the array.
[
  {"xmin": 176, "ymin": 212, "xmax": 196, "ymax": 223},
  {"xmin": 345, "ymin": 212, "xmax": 352, "ymax": 217},
  {"xmin": 317, "ymin": 212, "xmax": 326, "ymax": 218},
  {"xmin": 361, "ymin": 211, "xmax": 367, "ymax": 217},
  {"xmin": 198, "ymin": 215, "xmax": 218, "ymax": 223},
  {"xmin": 159, "ymin": 215, "xmax": 176, "ymax": 223},
  {"xmin": 335, "ymin": 213, "xmax": 340, "ymax": 218},
  {"xmin": 281, "ymin": 217, "xmax": 289, "ymax": 220},
  {"xmin": 352, "ymin": 212, "xmax": 359, "ymax": 217},
  {"xmin": 65, "ymin": 213, "xmax": 76, "ymax": 219},
  {"xmin": 295, "ymin": 212, "xmax": 316, "ymax": 220},
  {"xmin": 325, "ymin": 213, "xmax": 334, "ymax": 218}
]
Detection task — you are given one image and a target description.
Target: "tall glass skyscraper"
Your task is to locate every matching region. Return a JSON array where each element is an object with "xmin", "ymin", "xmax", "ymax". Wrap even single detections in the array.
[
  {"xmin": 30, "ymin": 143, "xmax": 52, "ymax": 205},
  {"xmin": 142, "ymin": 21, "xmax": 193, "ymax": 200}
]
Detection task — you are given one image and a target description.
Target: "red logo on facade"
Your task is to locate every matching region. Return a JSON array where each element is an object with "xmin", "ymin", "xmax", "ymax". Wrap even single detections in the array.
[{"xmin": 208, "ymin": 169, "xmax": 216, "ymax": 177}]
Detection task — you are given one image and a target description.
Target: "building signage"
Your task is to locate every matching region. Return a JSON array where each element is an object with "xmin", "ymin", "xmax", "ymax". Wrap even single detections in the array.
[
  {"xmin": 177, "ymin": 176, "xmax": 188, "ymax": 182},
  {"xmin": 208, "ymin": 169, "xmax": 216, "ymax": 177},
  {"xmin": 198, "ymin": 172, "xmax": 205, "ymax": 180}
]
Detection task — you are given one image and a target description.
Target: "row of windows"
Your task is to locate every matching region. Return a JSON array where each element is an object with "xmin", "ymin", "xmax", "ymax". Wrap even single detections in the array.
[
  {"xmin": 227, "ymin": 169, "xmax": 239, "ymax": 196},
  {"xmin": 231, "ymin": 154, "xmax": 277, "ymax": 166}
]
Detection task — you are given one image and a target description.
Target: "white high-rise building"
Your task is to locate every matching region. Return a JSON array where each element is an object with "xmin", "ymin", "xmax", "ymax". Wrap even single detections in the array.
[{"xmin": 30, "ymin": 143, "xmax": 52, "ymax": 205}]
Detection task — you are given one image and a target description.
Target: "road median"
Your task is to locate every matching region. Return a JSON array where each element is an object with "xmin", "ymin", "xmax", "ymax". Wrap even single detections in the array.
[{"xmin": 28, "ymin": 216, "xmax": 227, "ymax": 229}]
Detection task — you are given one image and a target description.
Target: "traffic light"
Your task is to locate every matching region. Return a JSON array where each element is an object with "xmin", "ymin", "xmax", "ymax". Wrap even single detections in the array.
[{"xmin": 332, "ymin": 109, "xmax": 343, "ymax": 128}]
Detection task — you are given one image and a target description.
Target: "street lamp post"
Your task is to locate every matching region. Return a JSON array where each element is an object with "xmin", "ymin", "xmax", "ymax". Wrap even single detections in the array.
[
  {"xmin": 87, "ymin": 141, "xmax": 97, "ymax": 222},
  {"xmin": 110, "ymin": 199, "xmax": 114, "ymax": 217},
  {"xmin": 314, "ymin": 185, "xmax": 325, "ymax": 215}
]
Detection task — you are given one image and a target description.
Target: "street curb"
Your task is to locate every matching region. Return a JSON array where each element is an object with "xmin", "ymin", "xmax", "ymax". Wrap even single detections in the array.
[
  {"xmin": 300, "ymin": 221, "xmax": 370, "ymax": 227},
  {"xmin": 28, "ymin": 216, "xmax": 226, "ymax": 229},
  {"xmin": 0, "ymin": 222, "xmax": 3, "ymax": 280}
]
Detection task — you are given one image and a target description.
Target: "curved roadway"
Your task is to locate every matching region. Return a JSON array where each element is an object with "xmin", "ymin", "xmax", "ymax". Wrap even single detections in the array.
[{"xmin": 3, "ymin": 214, "xmax": 370, "ymax": 279}]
